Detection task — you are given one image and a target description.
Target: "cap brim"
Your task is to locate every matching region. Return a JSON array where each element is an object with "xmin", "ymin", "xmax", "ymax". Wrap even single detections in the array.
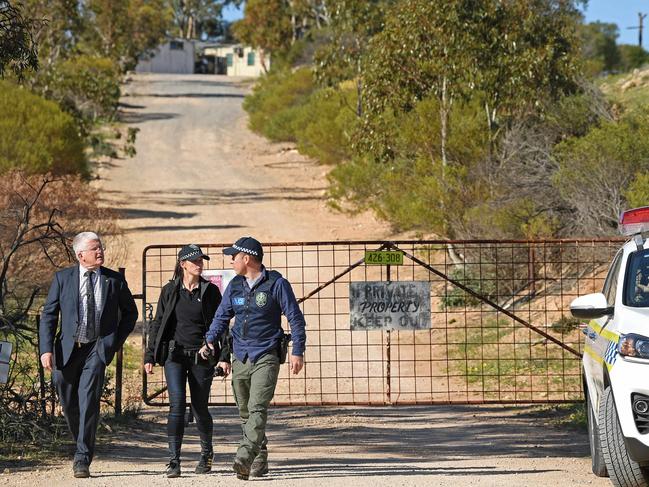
[
  {"xmin": 201, "ymin": 254, "xmax": 210, "ymax": 261},
  {"xmin": 223, "ymin": 247, "xmax": 238, "ymax": 255}
]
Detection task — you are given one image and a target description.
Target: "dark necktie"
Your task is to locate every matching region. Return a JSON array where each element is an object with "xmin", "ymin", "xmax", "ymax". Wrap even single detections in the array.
[{"xmin": 85, "ymin": 271, "xmax": 96, "ymax": 341}]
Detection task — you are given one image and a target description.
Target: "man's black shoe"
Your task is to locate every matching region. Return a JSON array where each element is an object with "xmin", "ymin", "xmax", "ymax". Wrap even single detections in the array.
[
  {"xmin": 166, "ymin": 460, "xmax": 181, "ymax": 478},
  {"xmin": 195, "ymin": 451, "xmax": 213, "ymax": 474},
  {"xmin": 232, "ymin": 457, "xmax": 250, "ymax": 480},
  {"xmin": 73, "ymin": 460, "xmax": 90, "ymax": 478},
  {"xmin": 250, "ymin": 456, "xmax": 268, "ymax": 477}
]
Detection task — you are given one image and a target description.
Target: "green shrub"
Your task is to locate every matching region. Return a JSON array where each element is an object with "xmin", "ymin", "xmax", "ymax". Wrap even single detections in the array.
[
  {"xmin": 294, "ymin": 87, "xmax": 358, "ymax": 165},
  {"xmin": 464, "ymin": 198, "xmax": 560, "ymax": 239},
  {"xmin": 440, "ymin": 267, "xmax": 497, "ymax": 310},
  {"xmin": 553, "ymin": 110, "xmax": 649, "ymax": 234},
  {"xmin": 550, "ymin": 315, "xmax": 582, "ymax": 334},
  {"xmin": 0, "ymin": 81, "xmax": 87, "ymax": 175},
  {"xmin": 618, "ymin": 44, "xmax": 649, "ymax": 72},
  {"xmin": 43, "ymin": 55, "xmax": 121, "ymax": 123},
  {"xmin": 625, "ymin": 172, "xmax": 649, "ymax": 208},
  {"xmin": 243, "ymin": 67, "xmax": 315, "ymax": 141}
]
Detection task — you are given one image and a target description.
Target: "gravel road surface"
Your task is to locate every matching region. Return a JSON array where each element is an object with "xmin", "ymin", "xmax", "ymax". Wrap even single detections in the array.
[{"xmin": 4, "ymin": 405, "xmax": 608, "ymax": 487}]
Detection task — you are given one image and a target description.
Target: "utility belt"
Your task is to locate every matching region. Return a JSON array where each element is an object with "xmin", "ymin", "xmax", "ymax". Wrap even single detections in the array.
[
  {"xmin": 231, "ymin": 333, "xmax": 291, "ymax": 364},
  {"xmin": 166, "ymin": 341, "xmax": 225, "ymax": 376},
  {"xmin": 167, "ymin": 340, "xmax": 209, "ymax": 365},
  {"xmin": 170, "ymin": 341, "xmax": 199, "ymax": 356}
]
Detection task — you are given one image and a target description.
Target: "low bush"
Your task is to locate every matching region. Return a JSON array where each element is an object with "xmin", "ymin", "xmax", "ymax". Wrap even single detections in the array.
[
  {"xmin": 440, "ymin": 267, "xmax": 497, "ymax": 310},
  {"xmin": 0, "ymin": 81, "xmax": 87, "ymax": 175},
  {"xmin": 553, "ymin": 110, "xmax": 649, "ymax": 235},
  {"xmin": 243, "ymin": 67, "xmax": 315, "ymax": 141},
  {"xmin": 38, "ymin": 55, "xmax": 122, "ymax": 123},
  {"xmin": 294, "ymin": 86, "xmax": 358, "ymax": 165}
]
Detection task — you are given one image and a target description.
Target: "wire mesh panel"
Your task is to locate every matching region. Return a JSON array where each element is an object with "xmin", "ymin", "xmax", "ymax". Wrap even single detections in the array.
[{"xmin": 142, "ymin": 239, "xmax": 623, "ymax": 406}]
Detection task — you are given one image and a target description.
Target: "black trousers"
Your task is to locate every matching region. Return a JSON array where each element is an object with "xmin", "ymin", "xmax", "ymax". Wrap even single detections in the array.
[
  {"xmin": 164, "ymin": 352, "xmax": 214, "ymax": 460},
  {"xmin": 52, "ymin": 341, "xmax": 105, "ymax": 464}
]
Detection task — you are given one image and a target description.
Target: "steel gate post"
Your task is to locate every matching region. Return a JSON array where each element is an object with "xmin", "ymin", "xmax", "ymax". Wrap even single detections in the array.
[
  {"xmin": 386, "ymin": 263, "xmax": 391, "ymax": 404},
  {"xmin": 115, "ymin": 267, "xmax": 125, "ymax": 416}
]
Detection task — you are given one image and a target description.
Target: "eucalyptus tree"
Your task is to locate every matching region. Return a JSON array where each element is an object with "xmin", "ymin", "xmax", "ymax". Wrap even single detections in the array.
[
  {"xmin": 314, "ymin": 0, "xmax": 393, "ymax": 117},
  {"xmin": 232, "ymin": 0, "xmax": 293, "ymax": 72},
  {"xmin": 171, "ymin": 0, "xmax": 243, "ymax": 39},
  {"xmin": 0, "ymin": 0, "xmax": 39, "ymax": 78},
  {"xmin": 328, "ymin": 0, "xmax": 584, "ymax": 240},
  {"xmin": 86, "ymin": 0, "xmax": 172, "ymax": 70},
  {"xmin": 361, "ymin": 0, "xmax": 582, "ymax": 165}
]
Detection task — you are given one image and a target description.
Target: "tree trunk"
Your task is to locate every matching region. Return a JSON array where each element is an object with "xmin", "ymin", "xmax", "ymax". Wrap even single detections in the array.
[
  {"xmin": 356, "ymin": 78, "xmax": 362, "ymax": 117},
  {"xmin": 260, "ymin": 50, "xmax": 269, "ymax": 74},
  {"xmin": 447, "ymin": 243, "xmax": 466, "ymax": 266},
  {"xmin": 356, "ymin": 41, "xmax": 363, "ymax": 117},
  {"xmin": 289, "ymin": 0, "xmax": 298, "ymax": 44},
  {"xmin": 186, "ymin": 16, "xmax": 194, "ymax": 39},
  {"xmin": 440, "ymin": 76, "xmax": 449, "ymax": 167}
]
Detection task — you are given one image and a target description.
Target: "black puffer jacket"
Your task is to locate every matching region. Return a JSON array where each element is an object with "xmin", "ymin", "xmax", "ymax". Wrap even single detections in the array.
[{"xmin": 144, "ymin": 277, "xmax": 229, "ymax": 365}]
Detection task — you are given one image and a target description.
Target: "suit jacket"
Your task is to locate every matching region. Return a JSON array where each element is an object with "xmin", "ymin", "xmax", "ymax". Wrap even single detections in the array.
[{"xmin": 39, "ymin": 265, "xmax": 138, "ymax": 369}]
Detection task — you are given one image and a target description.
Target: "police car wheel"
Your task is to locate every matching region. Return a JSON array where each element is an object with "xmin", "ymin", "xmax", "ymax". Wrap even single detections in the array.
[
  {"xmin": 586, "ymin": 389, "xmax": 608, "ymax": 477},
  {"xmin": 599, "ymin": 386, "xmax": 649, "ymax": 487}
]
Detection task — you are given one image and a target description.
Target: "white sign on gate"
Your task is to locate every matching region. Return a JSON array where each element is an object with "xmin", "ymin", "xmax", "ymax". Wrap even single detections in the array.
[
  {"xmin": 0, "ymin": 341, "xmax": 12, "ymax": 384},
  {"xmin": 349, "ymin": 281, "xmax": 431, "ymax": 331}
]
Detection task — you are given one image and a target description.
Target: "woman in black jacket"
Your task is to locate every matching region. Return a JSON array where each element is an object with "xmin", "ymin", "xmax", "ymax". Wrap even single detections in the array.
[{"xmin": 144, "ymin": 244, "xmax": 230, "ymax": 478}]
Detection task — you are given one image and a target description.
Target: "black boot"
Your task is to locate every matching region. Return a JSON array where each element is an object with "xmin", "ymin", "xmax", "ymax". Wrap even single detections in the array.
[
  {"xmin": 166, "ymin": 459, "xmax": 181, "ymax": 478},
  {"xmin": 167, "ymin": 436, "xmax": 181, "ymax": 478},
  {"xmin": 250, "ymin": 447, "xmax": 268, "ymax": 477},
  {"xmin": 195, "ymin": 450, "xmax": 213, "ymax": 474}
]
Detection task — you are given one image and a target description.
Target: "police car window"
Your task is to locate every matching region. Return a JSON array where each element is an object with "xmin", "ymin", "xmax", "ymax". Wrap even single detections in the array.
[
  {"xmin": 624, "ymin": 249, "xmax": 649, "ymax": 307},
  {"xmin": 603, "ymin": 250, "xmax": 623, "ymax": 307}
]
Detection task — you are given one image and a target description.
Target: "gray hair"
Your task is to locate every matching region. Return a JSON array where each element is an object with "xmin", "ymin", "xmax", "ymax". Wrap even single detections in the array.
[{"xmin": 72, "ymin": 232, "xmax": 102, "ymax": 255}]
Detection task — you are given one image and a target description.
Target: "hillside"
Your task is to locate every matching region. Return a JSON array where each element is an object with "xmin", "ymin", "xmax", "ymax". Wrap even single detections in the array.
[{"xmin": 598, "ymin": 66, "xmax": 649, "ymax": 108}]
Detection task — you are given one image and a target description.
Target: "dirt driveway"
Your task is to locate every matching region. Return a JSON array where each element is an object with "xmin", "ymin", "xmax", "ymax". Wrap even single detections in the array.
[
  {"xmin": 4, "ymin": 405, "xmax": 608, "ymax": 487},
  {"xmin": 96, "ymin": 73, "xmax": 396, "ymax": 293},
  {"xmin": 5, "ymin": 73, "xmax": 607, "ymax": 486}
]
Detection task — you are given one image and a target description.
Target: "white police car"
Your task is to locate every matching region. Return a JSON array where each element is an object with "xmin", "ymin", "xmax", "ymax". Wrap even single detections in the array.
[{"xmin": 571, "ymin": 207, "xmax": 649, "ymax": 486}]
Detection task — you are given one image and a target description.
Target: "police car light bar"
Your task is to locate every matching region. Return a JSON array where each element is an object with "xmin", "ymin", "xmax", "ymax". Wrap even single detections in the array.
[{"xmin": 620, "ymin": 207, "xmax": 649, "ymax": 236}]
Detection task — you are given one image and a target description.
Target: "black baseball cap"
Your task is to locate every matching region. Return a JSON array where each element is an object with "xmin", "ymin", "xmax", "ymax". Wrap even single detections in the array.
[
  {"xmin": 223, "ymin": 236, "xmax": 263, "ymax": 258},
  {"xmin": 178, "ymin": 244, "xmax": 210, "ymax": 261}
]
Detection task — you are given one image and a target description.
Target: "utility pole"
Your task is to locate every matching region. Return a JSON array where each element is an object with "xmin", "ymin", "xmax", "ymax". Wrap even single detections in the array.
[{"xmin": 627, "ymin": 12, "xmax": 647, "ymax": 47}]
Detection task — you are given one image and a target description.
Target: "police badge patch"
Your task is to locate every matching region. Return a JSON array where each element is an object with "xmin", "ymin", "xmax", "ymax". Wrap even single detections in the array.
[{"xmin": 255, "ymin": 292, "xmax": 268, "ymax": 307}]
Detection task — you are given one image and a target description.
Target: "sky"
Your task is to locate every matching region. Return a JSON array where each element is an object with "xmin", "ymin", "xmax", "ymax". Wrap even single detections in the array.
[
  {"xmin": 223, "ymin": 1, "xmax": 649, "ymax": 48},
  {"xmin": 222, "ymin": 3, "xmax": 244, "ymax": 23},
  {"xmin": 581, "ymin": 0, "xmax": 649, "ymax": 46}
]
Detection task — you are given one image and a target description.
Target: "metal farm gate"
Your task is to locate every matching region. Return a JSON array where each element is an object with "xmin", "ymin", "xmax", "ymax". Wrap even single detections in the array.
[{"xmin": 141, "ymin": 239, "xmax": 622, "ymax": 406}]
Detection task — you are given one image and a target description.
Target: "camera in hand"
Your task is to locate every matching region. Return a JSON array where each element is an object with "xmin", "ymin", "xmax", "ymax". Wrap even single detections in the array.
[{"xmin": 214, "ymin": 366, "xmax": 225, "ymax": 377}]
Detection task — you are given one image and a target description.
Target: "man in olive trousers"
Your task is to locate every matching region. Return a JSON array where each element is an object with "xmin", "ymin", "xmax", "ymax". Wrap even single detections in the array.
[{"xmin": 201, "ymin": 237, "xmax": 306, "ymax": 480}]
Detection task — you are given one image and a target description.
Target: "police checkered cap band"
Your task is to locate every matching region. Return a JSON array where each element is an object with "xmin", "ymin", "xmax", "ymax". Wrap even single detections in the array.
[
  {"xmin": 183, "ymin": 249, "xmax": 203, "ymax": 259},
  {"xmin": 223, "ymin": 237, "xmax": 263, "ymax": 257},
  {"xmin": 178, "ymin": 244, "xmax": 210, "ymax": 261},
  {"xmin": 232, "ymin": 243, "xmax": 259, "ymax": 256}
]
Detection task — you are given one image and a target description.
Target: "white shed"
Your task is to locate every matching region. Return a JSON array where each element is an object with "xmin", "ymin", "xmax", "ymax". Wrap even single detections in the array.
[
  {"xmin": 136, "ymin": 39, "xmax": 196, "ymax": 74},
  {"xmin": 203, "ymin": 44, "xmax": 268, "ymax": 77}
]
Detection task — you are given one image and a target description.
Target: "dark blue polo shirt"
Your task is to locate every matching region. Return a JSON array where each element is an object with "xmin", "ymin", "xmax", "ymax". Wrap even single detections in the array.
[{"xmin": 206, "ymin": 267, "xmax": 306, "ymax": 363}]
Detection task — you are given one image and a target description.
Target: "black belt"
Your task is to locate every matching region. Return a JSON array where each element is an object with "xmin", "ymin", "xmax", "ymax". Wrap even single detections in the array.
[
  {"xmin": 74, "ymin": 340, "xmax": 95, "ymax": 348},
  {"xmin": 175, "ymin": 347, "xmax": 200, "ymax": 356}
]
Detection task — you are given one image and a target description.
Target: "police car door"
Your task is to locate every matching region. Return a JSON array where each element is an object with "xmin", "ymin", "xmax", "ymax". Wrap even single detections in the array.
[{"xmin": 587, "ymin": 249, "xmax": 623, "ymax": 407}]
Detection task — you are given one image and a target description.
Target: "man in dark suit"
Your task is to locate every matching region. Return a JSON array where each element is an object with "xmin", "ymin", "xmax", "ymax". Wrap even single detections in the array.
[{"xmin": 39, "ymin": 231, "xmax": 138, "ymax": 478}]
